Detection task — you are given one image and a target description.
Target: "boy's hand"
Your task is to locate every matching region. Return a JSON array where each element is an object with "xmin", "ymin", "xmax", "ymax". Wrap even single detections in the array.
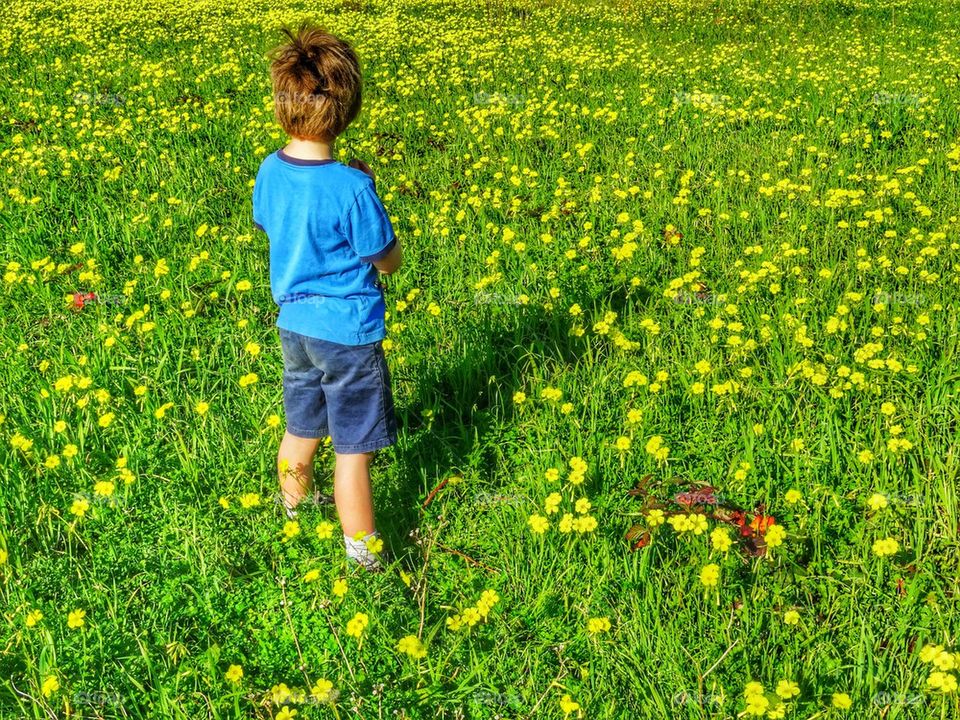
[{"xmin": 348, "ymin": 158, "xmax": 375, "ymax": 182}]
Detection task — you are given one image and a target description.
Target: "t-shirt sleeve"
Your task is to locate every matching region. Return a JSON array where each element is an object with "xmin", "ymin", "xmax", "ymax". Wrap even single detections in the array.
[{"xmin": 342, "ymin": 184, "xmax": 396, "ymax": 263}]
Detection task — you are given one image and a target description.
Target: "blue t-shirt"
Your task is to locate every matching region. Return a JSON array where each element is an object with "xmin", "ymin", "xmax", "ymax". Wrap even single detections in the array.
[{"xmin": 252, "ymin": 149, "xmax": 397, "ymax": 346}]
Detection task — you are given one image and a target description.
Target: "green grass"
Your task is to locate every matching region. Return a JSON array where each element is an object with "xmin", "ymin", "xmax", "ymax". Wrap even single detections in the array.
[{"xmin": 1, "ymin": 0, "xmax": 959, "ymax": 717}]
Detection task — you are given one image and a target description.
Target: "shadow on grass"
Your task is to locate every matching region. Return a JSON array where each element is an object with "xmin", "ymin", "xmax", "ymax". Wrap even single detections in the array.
[{"xmin": 375, "ymin": 300, "xmax": 586, "ymax": 562}]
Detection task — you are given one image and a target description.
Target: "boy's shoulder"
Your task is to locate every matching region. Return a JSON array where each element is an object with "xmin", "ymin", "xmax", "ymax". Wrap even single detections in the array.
[
  {"xmin": 257, "ymin": 152, "xmax": 376, "ymax": 198},
  {"xmin": 258, "ymin": 151, "xmax": 371, "ymax": 180}
]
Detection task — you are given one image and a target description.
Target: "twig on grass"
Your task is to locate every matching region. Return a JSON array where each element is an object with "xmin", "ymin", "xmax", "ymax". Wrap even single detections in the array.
[
  {"xmin": 278, "ymin": 575, "xmax": 313, "ymax": 689},
  {"xmin": 10, "ymin": 679, "xmax": 57, "ymax": 720},
  {"xmin": 417, "ymin": 529, "xmax": 434, "ymax": 639},
  {"xmin": 524, "ymin": 666, "xmax": 569, "ymax": 719},
  {"xmin": 702, "ymin": 638, "xmax": 740, "ymax": 679},
  {"xmin": 422, "ymin": 476, "xmax": 450, "ymax": 508},
  {"xmin": 321, "ymin": 600, "xmax": 358, "ymax": 684},
  {"xmin": 433, "ymin": 541, "xmax": 501, "ymax": 574}
]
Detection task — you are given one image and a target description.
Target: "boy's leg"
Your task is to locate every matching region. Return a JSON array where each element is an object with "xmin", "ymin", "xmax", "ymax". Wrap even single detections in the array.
[
  {"xmin": 334, "ymin": 451, "xmax": 385, "ymax": 570},
  {"xmin": 278, "ymin": 431, "xmax": 322, "ymax": 509},
  {"xmin": 334, "ymin": 451, "xmax": 376, "ymax": 537}
]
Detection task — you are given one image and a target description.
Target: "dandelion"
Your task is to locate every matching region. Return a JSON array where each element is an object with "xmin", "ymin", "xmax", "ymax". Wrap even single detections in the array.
[
  {"xmin": 711, "ymin": 527, "xmax": 732, "ymax": 552},
  {"xmin": 933, "ymin": 651, "xmax": 956, "ymax": 671},
  {"xmin": 644, "ymin": 435, "xmax": 669, "ymax": 462},
  {"xmin": 559, "ymin": 694, "xmax": 581, "ymax": 716},
  {"xmin": 528, "ymin": 514, "xmax": 550, "ymax": 535},
  {"xmin": 70, "ymin": 498, "xmax": 90, "ymax": 518},
  {"xmin": 154, "ymin": 402, "xmax": 174, "ymax": 419},
  {"xmin": 365, "ymin": 534, "xmax": 384, "ymax": 554},
  {"xmin": 872, "ymin": 537, "xmax": 899, "ymax": 557},
  {"xmin": 544, "ymin": 492, "xmax": 562, "ymax": 514},
  {"xmin": 346, "ymin": 612, "xmax": 369, "ymax": 638},
  {"xmin": 587, "ymin": 617, "xmax": 611, "ymax": 634},
  {"xmin": 397, "ymin": 635, "xmax": 427, "ymax": 659},
  {"xmin": 867, "ymin": 492, "xmax": 888, "ymax": 511},
  {"xmin": 41, "ymin": 676, "xmax": 59, "ymax": 698},
  {"xmin": 764, "ymin": 524, "xmax": 787, "ymax": 548},
  {"xmin": 690, "ymin": 513, "xmax": 708, "ymax": 535},
  {"xmin": 238, "ymin": 493, "xmax": 261, "ymax": 509},
  {"xmin": 927, "ymin": 671, "xmax": 958, "ymax": 693},
  {"xmin": 783, "ymin": 610, "xmax": 800, "ymax": 625},
  {"xmin": 775, "ymin": 680, "xmax": 799, "ymax": 699},
  {"xmin": 744, "ymin": 692, "xmax": 769, "ymax": 715},
  {"xmin": 281, "ymin": 520, "xmax": 300, "ymax": 541},
  {"xmin": 93, "ymin": 481, "xmax": 115, "ymax": 497},
  {"xmin": 700, "ymin": 563, "xmax": 720, "ymax": 587},
  {"xmin": 311, "ymin": 679, "xmax": 334, "ymax": 703},
  {"xmin": 784, "ymin": 489, "xmax": 802, "ymax": 504},
  {"xmin": 572, "ymin": 514, "xmax": 598, "ymax": 533},
  {"xmin": 831, "ymin": 692, "xmax": 852, "ymax": 709},
  {"xmin": 567, "ymin": 457, "xmax": 587, "ymax": 485}
]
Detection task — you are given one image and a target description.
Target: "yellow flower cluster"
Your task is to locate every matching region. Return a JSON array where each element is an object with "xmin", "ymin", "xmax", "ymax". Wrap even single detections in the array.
[
  {"xmin": 920, "ymin": 644, "xmax": 959, "ymax": 693},
  {"xmin": 446, "ymin": 589, "xmax": 500, "ymax": 632},
  {"xmin": 397, "ymin": 634, "xmax": 427, "ymax": 659},
  {"xmin": 742, "ymin": 679, "xmax": 800, "ymax": 717}
]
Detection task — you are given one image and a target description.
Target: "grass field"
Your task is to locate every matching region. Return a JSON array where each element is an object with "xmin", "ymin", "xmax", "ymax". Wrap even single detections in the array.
[{"xmin": 2, "ymin": 0, "xmax": 960, "ymax": 717}]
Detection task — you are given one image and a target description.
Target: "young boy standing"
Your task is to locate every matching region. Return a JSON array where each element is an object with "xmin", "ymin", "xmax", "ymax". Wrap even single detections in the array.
[{"xmin": 252, "ymin": 24, "xmax": 402, "ymax": 571}]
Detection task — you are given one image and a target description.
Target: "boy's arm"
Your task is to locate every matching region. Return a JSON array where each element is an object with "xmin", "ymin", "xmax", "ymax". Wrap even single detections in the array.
[
  {"xmin": 343, "ymin": 183, "xmax": 400, "ymax": 274},
  {"xmin": 372, "ymin": 240, "xmax": 402, "ymax": 275}
]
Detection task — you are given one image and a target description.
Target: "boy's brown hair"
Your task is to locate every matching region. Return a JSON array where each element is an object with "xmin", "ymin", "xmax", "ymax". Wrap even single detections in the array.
[{"xmin": 269, "ymin": 23, "xmax": 362, "ymax": 142}]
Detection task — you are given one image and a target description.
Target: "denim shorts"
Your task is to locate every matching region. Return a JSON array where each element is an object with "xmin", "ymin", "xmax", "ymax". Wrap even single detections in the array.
[{"xmin": 279, "ymin": 327, "xmax": 397, "ymax": 453}]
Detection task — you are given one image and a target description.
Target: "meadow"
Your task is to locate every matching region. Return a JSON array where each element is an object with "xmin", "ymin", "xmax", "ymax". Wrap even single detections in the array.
[{"xmin": 1, "ymin": 0, "xmax": 959, "ymax": 717}]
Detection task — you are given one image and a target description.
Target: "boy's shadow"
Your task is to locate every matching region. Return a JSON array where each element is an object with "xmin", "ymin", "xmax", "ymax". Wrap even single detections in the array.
[{"xmin": 374, "ymin": 285, "xmax": 653, "ymax": 563}]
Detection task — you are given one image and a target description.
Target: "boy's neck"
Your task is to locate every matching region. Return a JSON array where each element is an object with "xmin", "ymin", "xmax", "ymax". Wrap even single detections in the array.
[{"xmin": 284, "ymin": 136, "xmax": 335, "ymax": 161}]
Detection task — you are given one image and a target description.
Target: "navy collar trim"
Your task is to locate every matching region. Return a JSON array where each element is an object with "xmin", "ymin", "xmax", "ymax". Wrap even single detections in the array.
[{"xmin": 277, "ymin": 148, "xmax": 338, "ymax": 167}]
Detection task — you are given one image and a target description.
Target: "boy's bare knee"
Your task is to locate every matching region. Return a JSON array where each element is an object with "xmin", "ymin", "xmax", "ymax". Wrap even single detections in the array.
[{"xmin": 335, "ymin": 451, "xmax": 375, "ymax": 465}]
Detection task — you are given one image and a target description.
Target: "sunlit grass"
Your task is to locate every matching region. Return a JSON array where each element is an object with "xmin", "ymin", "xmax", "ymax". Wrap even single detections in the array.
[{"xmin": 1, "ymin": 0, "xmax": 959, "ymax": 717}]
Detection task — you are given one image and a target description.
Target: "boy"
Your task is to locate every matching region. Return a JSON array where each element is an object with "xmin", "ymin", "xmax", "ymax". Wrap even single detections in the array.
[{"xmin": 252, "ymin": 23, "xmax": 402, "ymax": 571}]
